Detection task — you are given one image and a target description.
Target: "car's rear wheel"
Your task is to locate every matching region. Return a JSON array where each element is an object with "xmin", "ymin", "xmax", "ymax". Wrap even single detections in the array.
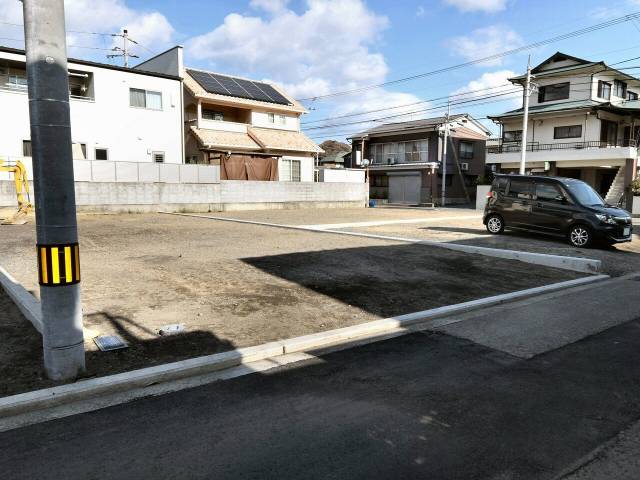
[
  {"xmin": 486, "ymin": 214, "xmax": 504, "ymax": 234},
  {"xmin": 568, "ymin": 224, "xmax": 592, "ymax": 248}
]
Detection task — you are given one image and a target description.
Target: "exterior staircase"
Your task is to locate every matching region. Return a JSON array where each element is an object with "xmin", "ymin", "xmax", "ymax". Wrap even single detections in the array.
[{"xmin": 604, "ymin": 167, "xmax": 625, "ymax": 205}]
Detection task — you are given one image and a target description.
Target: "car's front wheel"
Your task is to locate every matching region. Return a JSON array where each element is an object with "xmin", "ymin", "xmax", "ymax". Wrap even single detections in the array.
[
  {"xmin": 486, "ymin": 214, "xmax": 504, "ymax": 234},
  {"xmin": 568, "ymin": 224, "xmax": 592, "ymax": 248}
]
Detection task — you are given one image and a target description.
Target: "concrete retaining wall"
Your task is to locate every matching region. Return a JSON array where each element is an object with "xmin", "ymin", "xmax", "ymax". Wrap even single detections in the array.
[
  {"xmin": 633, "ymin": 196, "xmax": 640, "ymax": 217},
  {"xmin": 0, "ymin": 180, "xmax": 368, "ymax": 212},
  {"xmin": 476, "ymin": 185, "xmax": 490, "ymax": 210},
  {"xmin": 318, "ymin": 168, "xmax": 365, "ymax": 183}
]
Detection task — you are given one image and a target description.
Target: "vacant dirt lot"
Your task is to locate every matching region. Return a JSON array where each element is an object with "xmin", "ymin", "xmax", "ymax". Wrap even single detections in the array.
[{"xmin": 0, "ymin": 208, "xmax": 586, "ymax": 395}]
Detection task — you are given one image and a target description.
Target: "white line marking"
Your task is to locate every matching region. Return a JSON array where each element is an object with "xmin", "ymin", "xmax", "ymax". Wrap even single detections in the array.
[{"xmin": 299, "ymin": 215, "xmax": 481, "ymax": 230}]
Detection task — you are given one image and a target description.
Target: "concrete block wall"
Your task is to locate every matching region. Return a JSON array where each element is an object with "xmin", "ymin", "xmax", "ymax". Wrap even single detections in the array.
[{"xmin": 0, "ymin": 180, "xmax": 368, "ymax": 212}]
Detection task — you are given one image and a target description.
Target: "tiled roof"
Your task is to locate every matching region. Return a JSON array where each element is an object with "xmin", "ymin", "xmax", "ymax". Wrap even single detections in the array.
[
  {"xmin": 349, "ymin": 114, "xmax": 489, "ymax": 139},
  {"xmin": 488, "ymin": 100, "xmax": 602, "ymax": 119},
  {"xmin": 248, "ymin": 127, "xmax": 323, "ymax": 153},
  {"xmin": 184, "ymin": 71, "xmax": 306, "ymax": 114},
  {"xmin": 190, "ymin": 126, "xmax": 261, "ymax": 150}
]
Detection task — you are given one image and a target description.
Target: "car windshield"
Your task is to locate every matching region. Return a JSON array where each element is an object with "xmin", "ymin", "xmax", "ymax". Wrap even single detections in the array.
[{"xmin": 565, "ymin": 181, "xmax": 604, "ymax": 206}]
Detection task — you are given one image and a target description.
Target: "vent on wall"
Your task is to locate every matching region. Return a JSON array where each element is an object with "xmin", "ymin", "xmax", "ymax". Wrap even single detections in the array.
[
  {"xmin": 460, "ymin": 162, "xmax": 469, "ymax": 171},
  {"xmin": 153, "ymin": 152, "xmax": 165, "ymax": 163}
]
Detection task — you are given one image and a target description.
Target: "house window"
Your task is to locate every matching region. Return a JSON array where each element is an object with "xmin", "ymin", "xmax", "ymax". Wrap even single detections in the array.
[
  {"xmin": 95, "ymin": 148, "xmax": 109, "ymax": 161},
  {"xmin": 8, "ymin": 73, "xmax": 27, "ymax": 89},
  {"xmin": 202, "ymin": 109, "xmax": 223, "ymax": 121},
  {"xmin": 597, "ymin": 80, "xmax": 612, "ymax": 100},
  {"xmin": 153, "ymin": 152, "xmax": 165, "ymax": 163},
  {"xmin": 627, "ymin": 90, "xmax": 638, "ymax": 101},
  {"xmin": 267, "ymin": 113, "xmax": 275, "ymax": 123},
  {"xmin": 502, "ymin": 130, "xmax": 522, "ymax": 143},
  {"xmin": 72, "ymin": 143, "xmax": 87, "ymax": 160},
  {"xmin": 459, "ymin": 141, "xmax": 474, "ymax": 159},
  {"xmin": 553, "ymin": 125, "xmax": 582, "ymax": 139},
  {"xmin": 281, "ymin": 159, "xmax": 301, "ymax": 181},
  {"xmin": 370, "ymin": 140, "xmax": 428, "ymax": 164},
  {"xmin": 22, "ymin": 140, "xmax": 32, "ymax": 157},
  {"xmin": 537, "ymin": 82, "xmax": 570, "ymax": 103},
  {"xmin": 129, "ymin": 88, "xmax": 162, "ymax": 110},
  {"xmin": 614, "ymin": 80, "xmax": 627, "ymax": 98},
  {"xmin": 277, "ymin": 114, "xmax": 286, "ymax": 125}
]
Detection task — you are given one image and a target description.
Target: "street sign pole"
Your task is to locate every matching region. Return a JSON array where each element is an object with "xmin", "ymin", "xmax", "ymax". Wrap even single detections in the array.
[{"xmin": 22, "ymin": 0, "xmax": 85, "ymax": 380}]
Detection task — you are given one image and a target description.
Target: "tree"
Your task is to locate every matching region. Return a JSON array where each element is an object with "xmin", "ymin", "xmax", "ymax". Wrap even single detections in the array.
[{"xmin": 319, "ymin": 140, "xmax": 351, "ymax": 158}]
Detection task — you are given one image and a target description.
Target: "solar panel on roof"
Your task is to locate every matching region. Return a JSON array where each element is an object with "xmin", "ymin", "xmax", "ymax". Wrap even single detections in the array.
[{"xmin": 187, "ymin": 69, "xmax": 292, "ymax": 106}]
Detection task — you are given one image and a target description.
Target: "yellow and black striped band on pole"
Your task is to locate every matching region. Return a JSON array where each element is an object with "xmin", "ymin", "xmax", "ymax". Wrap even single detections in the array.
[{"xmin": 37, "ymin": 243, "xmax": 81, "ymax": 287}]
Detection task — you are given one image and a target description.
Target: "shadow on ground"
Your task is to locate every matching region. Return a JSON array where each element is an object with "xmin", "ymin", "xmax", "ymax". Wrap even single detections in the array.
[
  {"xmin": 0, "ymin": 291, "xmax": 236, "ymax": 397},
  {"xmin": 242, "ymin": 243, "xmax": 581, "ymax": 319}
]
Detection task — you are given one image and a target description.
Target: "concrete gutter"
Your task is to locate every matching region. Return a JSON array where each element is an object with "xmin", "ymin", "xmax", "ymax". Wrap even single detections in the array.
[
  {"xmin": 164, "ymin": 213, "xmax": 602, "ymax": 274},
  {"xmin": 0, "ymin": 274, "xmax": 608, "ymax": 419},
  {"xmin": 0, "ymin": 266, "xmax": 42, "ymax": 334}
]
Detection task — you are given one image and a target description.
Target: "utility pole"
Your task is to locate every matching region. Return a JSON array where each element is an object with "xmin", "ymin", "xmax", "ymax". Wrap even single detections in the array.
[
  {"xmin": 520, "ymin": 55, "xmax": 532, "ymax": 175},
  {"xmin": 23, "ymin": 0, "xmax": 85, "ymax": 380},
  {"xmin": 441, "ymin": 99, "xmax": 450, "ymax": 207},
  {"xmin": 107, "ymin": 29, "xmax": 139, "ymax": 67}
]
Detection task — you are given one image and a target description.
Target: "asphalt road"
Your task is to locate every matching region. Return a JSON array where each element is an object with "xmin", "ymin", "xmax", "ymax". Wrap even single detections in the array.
[{"xmin": 3, "ymin": 318, "xmax": 640, "ymax": 480}]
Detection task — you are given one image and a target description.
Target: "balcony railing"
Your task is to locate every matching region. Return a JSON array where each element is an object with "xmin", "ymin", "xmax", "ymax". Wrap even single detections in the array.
[{"xmin": 487, "ymin": 139, "xmax": 638, "ymax": 154}]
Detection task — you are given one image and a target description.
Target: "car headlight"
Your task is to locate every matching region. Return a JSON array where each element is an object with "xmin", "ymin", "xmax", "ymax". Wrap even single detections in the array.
[{"xmin": 595, "ymin": 213, "xmax": 617, "ymax": 225}]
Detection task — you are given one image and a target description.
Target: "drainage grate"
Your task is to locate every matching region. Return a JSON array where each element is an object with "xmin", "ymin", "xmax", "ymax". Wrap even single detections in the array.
[{"xmin": 93, "ymin": 335, "xmax": 129, "ymax": 352}]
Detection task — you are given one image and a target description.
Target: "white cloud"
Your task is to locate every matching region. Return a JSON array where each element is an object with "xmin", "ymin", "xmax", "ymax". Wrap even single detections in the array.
[
  {"xmin": 447, "ymin": 25, "xmax": 523, "ymax": 66},
  {"xmin": 187, "ymin": 0, "xmax": 427, "ymax": 142},
  {"xmin": 451, "ymin": 69, "xmax": 521, "ymax": 107},
  {"xmin": 0, "ymin": 0, "xmax": 175, "ymax": 61},
  {"xmin": 443, "ymin": 0, "xmax": 507, "ymax": 13},
  {"xmin": 416, "ymin": 5, "xmax": 426, "ymax": 17},
  {"xmin": 250, "ymin": 0, "xmax": 292, "ymax": 13}
]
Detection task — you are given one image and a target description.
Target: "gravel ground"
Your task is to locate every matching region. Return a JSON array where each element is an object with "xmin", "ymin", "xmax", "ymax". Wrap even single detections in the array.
[{"xmin": 0, "ymin": 209, "xmax": 583, "ymax": 396}]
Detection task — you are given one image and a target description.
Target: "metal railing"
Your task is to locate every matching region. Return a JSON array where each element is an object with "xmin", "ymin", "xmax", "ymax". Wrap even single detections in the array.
[{"xmin": 487, "ymin": 139, "xmax": 638, "ymax": 154}]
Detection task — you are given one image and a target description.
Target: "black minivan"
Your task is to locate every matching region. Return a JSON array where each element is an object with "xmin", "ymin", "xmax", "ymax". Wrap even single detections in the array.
[{"xmin": 483, "ymin": 174, "xmax": 633, "ymax": 248}]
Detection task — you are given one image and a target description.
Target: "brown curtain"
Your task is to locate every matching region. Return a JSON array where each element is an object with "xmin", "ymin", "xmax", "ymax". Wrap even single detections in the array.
[{"xmin": 221, "ymin": 155, "xmax": 278, "ymax": 181}]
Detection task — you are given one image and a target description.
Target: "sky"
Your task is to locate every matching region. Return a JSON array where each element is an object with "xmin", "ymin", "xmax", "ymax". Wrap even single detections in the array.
[{"xmin": 2, "ymin": 0, "xmax": 640, "ymax": 143}]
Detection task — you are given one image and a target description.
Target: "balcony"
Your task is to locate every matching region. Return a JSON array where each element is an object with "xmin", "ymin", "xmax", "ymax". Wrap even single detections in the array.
[
  {"xmin": 486, "ymin": 139, "xmax": 639, "ymax": 165},
  {"xmin": 487, "ymin": 139, "xmax": 638, "ymax": 154}
]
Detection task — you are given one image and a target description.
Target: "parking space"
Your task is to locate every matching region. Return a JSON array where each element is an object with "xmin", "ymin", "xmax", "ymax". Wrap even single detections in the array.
[{"xmin": 0, "ymin": 208, "xmax": 584, "ymax": 395}]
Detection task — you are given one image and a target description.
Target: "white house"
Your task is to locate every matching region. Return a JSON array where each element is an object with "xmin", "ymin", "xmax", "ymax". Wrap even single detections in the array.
[
  {"xmin": 487, "ymin": 52, "xmax": 640, "ymax": 208},
  {"xmin": 0, "ymin": 45, "xmax": 184, "ymax": 169}
]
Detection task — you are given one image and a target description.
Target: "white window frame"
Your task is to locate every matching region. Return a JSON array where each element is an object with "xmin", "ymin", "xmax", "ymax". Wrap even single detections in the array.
[
  {"xmin": 72, "ymin": 142, "xmax": 87, "ymax": 160},
  {"xmin": 129, "ymin": 88, "xmax": 163, "ymax": 110},
  {"xmin": 267, "ymin": 112, "xmax": 275, "ymax": 123},
  {"xmin": 281, "ymin": 159, "xmax": 301, "ymax": 182}
]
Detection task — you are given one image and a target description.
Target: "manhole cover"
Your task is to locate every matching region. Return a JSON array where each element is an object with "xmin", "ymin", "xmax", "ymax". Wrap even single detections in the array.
[{"xmin": 93, "ymin": 335, "xmax": 129, "ymax": 352}]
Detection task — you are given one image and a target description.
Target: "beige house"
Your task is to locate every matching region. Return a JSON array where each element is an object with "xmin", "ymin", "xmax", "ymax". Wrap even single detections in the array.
[
  {"xmin": 182, "ymin": 69, "xmax": 321, "ymax": 182},
  {"xmin": 135, "ymin": 46, "xmax": 321, "ymax": 182}
]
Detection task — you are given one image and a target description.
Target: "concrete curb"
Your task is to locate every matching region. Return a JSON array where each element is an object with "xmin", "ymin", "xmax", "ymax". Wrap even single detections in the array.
[
  {"xmin": 0, "ymin": 274, "xmax": 608, "ymax": 419},
  {"xmin": 0, "ymin": 266, "xmax": 42, "ymax": 334},
  {"xmin": 163, "ymin": 212, "xmax": 602, "ymax": 274}
]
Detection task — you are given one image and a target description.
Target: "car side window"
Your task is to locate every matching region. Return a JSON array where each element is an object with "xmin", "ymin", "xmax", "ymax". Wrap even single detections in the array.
[
  {"xmin": 506, "ymin": 179, "xmax": 532, "ymax": 199},
  {"xmin": 491, "ymin": 177, "xmax": 508, "ymax": 195},
  {"xmin": 535, "ymin": 183, "xmax": 563, "ymax": 202}
]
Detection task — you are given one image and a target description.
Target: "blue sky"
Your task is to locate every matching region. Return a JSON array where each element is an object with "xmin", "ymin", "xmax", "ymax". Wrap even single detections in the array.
[{"xmin": 2, "ymin": 0, "xmax": 640, "ymax": 142}]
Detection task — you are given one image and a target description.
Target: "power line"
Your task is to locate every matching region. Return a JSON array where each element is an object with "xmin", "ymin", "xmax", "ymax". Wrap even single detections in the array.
[
  {"xmin": 296, "ymin": 11, "xmax": 640, "ymax": 102},
  {"xmin": 301, "ymin": 83, "xmax": 516, "ymax": 125}
]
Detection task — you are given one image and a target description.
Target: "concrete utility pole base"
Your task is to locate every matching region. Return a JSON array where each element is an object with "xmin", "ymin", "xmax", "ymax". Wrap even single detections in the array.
[{"xmin": 41, "ymin": 285, "xmax": 85, "ymax": 380}]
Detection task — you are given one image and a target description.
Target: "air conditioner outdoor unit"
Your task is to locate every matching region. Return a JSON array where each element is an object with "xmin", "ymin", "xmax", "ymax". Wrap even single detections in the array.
[{"xmin": 460, "ymin": 162, "xmax": 469, "ymax": 171}]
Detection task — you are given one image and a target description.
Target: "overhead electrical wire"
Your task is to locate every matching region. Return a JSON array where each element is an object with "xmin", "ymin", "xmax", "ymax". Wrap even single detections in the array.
[{"xmin": 296, "ymin": 11, "xmax": 640, "ymax": 102}]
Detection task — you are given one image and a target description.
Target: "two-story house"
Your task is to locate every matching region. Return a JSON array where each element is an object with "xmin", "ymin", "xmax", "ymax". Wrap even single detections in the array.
[
  {"xmin": 347, "ymin": 114, "xmax": 489, "ymax": 205},
  {"xmin": 181, "ymin": 68, "xmax": 321, "ymax": 182},
  {"xmin": 0, "ymin": 45, "xmax": 184, "ymax": 166},
  {"xmin": 487, "ymin": 52, "xmax": 640, "ymax": 208}
]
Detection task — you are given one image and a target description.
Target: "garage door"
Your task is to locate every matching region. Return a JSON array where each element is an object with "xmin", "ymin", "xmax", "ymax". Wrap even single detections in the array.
[{"xmin": 389, "ymin": 173, "xmax": 421, "ymax": 204}]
